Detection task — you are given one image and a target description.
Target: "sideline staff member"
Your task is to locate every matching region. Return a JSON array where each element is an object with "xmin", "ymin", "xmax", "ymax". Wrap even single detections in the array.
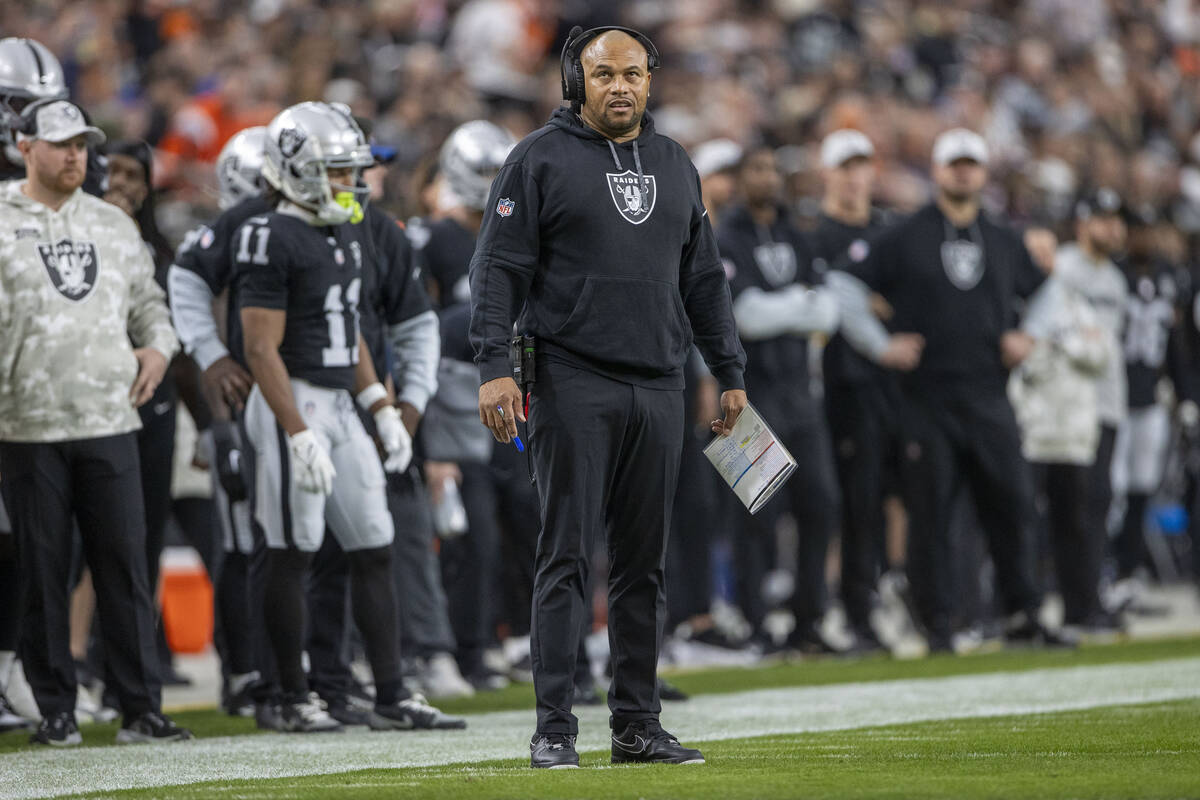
[
  {"xmin": 830, "ymin": 128, "xmax": 1070, "ymax": 651},
  {"xmin": 0, "ymin": 100, "xmax": 190, "ymax": 745},
  {"xmin": 470, "ymin": 26, "xmax": 747, "ymax": 769}
]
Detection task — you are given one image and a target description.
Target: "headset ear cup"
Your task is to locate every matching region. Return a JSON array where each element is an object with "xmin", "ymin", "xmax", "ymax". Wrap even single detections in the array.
[{"xmin": 573, "ymin": 59, "xmax": 585, "ymax": 105}]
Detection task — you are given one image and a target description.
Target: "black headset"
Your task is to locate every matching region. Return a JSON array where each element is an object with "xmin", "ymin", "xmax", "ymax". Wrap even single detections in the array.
[{"xmin": 559, "ymin": 25, "xmax": 661, "ymax": 110}]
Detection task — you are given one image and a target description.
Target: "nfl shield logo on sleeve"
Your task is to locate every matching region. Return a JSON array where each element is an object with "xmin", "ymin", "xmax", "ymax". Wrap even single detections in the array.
[{"xmin": 496, "ymin": 198, "xmax": 515, "ymax": 217}]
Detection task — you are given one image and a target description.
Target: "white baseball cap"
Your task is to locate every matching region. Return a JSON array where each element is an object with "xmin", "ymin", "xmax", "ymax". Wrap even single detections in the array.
[
  {"xmin": 820, "ymin": 129, "xmax": 874, "ymax": 168},
  {"xmin": 932, "ymin": 128, "xmax": 988, "ymax": 166},
  {"xmin": 692, "ymin": 138, "xmax": 743, "ymax": 179},
  {"xmin": 20, "ymin": 100, "xmax": 105, "ymax": 146}
]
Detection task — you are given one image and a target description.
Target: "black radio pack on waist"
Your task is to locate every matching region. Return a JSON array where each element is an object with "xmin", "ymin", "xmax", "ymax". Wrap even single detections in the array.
[{"xmin": 510, "ymin": 333, "xmax": 536, "ymax": 391}]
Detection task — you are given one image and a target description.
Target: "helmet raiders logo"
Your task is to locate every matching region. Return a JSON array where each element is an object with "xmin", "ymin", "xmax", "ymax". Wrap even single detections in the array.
[
  {"xmin": 37, "ymin": 239, "xmax": 99, "ymax": 301},
  {"xmin": 940, "ymin": 239, "xmax": 984, "ymax": 291},
  {"xmin": 606, "ymin": 171, "xmax": 656, "ymax": 225},
  {"xmin": 278, "ymin": 126, "xmax": 307, "ymax": 159}
]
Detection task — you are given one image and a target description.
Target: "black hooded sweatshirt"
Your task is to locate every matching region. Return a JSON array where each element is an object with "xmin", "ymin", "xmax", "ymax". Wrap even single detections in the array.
[{"xmin": 468, "ymin": 108, "xmax": 745, "ymax": 392}]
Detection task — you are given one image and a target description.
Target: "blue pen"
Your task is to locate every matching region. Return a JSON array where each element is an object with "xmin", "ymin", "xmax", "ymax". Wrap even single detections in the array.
[{"xmin": 497, "ymin": 406, "xmax": 525, "ymax": 452}]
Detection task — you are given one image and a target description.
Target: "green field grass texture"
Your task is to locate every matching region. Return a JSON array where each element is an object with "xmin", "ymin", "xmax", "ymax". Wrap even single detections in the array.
[
  {"xmin": 56, "ymin": 699, "xmax": 1200, "ymax": 800},
  {"xmin": 1, "ymin": 636, "xmax": 1198, "ymax": 755}
]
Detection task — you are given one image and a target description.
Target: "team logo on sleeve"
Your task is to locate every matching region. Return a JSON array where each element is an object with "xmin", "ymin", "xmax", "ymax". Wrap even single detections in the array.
[
  {"xmin": 606, "ymin": 171, "xmax": 657, "ymax": 225},
  {"xmin": 496, "ymin": 197, "xmax": 516, "ymax": 217},
  {"xmin": 37, "ymin": 239, "xmax": 99, "ymax": 301}
]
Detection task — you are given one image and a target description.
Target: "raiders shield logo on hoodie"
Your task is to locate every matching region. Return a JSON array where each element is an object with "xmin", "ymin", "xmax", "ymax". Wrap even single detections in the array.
[
  {"xmin": 607, "ymin": 170, "xmax": 657, "ymax": 225},
  {"xmin": 37, "ymin": 239, "xmax": 99, "ymax": 301}
]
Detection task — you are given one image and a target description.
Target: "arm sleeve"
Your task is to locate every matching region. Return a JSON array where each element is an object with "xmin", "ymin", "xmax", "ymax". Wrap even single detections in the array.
[
  {"xmin": 388, "ymin": 309, "xmax": 440, "ymax": 413},
  {"xmin": 827, "ymin": 270, "xmax": 891, "ymax": 360},
  {"xmin": 731, "ymin": 285, "xmax": 840, "ymax": 340},
  {"xmin": 235, "ymin": 220, "xmax": 290, "ymax": 311},
  {"xmin": 167, "ymin": 264, "xmax": 228, "ymax": 370},
  {"xmin": 469, "ymin": 161, "xmax": 540, "ymax": 383},
  {"xmin": 126, "ymin": 226, "xmax": 180, "ymax": 360},
  {"xmin": 680, "ymin": 178, "xmax": 746, "ymax": 391}
]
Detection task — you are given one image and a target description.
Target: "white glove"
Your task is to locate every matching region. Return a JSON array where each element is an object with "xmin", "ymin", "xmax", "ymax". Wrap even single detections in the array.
[
  {"xmin": 288, "ymin": 429, "xmax": 336, "ymax": 495},
  {"xmin": 374, "ymin": 405, "xmax": 413, "ymax": 473}
]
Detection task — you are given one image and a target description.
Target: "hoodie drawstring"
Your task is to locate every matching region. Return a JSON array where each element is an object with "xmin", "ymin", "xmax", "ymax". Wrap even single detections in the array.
[
  {"xmin": 632, "ymin": 140, "xmax": 648, "ymax": 196},
  {"xmin": 606, "ymin": 139, "xmax": 622, "ymax": 170},
  {"xmin": 607, "ymin": 138, "xmax": 649, "ymax": 198}
]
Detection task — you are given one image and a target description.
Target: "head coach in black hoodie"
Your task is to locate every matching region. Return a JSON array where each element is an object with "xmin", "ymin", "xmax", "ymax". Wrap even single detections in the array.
[{"xmin": 469, "ymin": 26, "xmax": 747, "ymax": 769}]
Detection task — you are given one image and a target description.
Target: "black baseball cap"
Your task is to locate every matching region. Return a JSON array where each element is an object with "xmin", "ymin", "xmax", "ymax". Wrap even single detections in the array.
[{"xmin": 1075, "ymin": 187, "xmax": 1123, "ymax": 220}]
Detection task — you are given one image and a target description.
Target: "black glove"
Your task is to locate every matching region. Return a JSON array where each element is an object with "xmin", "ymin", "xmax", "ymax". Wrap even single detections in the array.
[{"xmin": 212, "ymin": 420, "xmax": 248, "ymax": 502}]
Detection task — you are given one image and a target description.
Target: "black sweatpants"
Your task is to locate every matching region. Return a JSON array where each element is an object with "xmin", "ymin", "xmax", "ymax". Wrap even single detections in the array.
[
  {"xmin": 825, "ymin": 379, "xmax": 897, "ymax": 631},
  {"xmin": 527, "ymin": 362, "xmax": 683, "ymax": 735},
  {"xmin": 1032, "ymin": 461, "xmax": 1103, "ymax": 624},
  {"xmin": 898, "ymin": 380, "xmax": 1041, "ymax": 639},
  {"xmin": 444, "ymin": 460, "xmax": 504, "ymax": 676},
  {"xmin": 666, "ymin": 427, "xmax": 718, "ymax": 629},
  {"xmin": 389, "ymin": 469, "xmax": 456, "ymax": 657},
  {"xmin": 0, "ymin": 433, "xmax": 161, "ymax": 718},
  {"xmin": 736, "ymin": 408, "xmax": 839, "ymax": 633}
]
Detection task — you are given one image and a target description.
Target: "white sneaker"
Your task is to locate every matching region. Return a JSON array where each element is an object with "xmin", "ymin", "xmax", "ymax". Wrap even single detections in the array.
[
  {"xmin": 279, "ymin": 693, "xmax": 343, "ymax": 733},
  {"xmin": 5, "ymin": 661, "xmax": 39, "ymax": 720},
  {"xmin": 0, "ymin": 691, "xmax": 31, "ymax": 732},
  {"xmin": 416, "ymin": 652, "xmax": 474, "ymax": 699}
]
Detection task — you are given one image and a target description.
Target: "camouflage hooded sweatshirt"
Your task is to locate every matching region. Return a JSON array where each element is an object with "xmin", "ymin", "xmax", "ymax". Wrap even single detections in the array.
[{"xmin": 0, "ymin": 180, "xmax": 178, "ymax": 442}]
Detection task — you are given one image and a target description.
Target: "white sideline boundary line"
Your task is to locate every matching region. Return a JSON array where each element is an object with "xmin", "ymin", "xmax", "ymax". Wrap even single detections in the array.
[{"xmin": 3, "ymin": 657, "xmax": 1199, "ymax": 799}]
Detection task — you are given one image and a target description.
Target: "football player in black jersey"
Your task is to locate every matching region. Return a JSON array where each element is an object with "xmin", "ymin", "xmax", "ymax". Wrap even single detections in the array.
[
  {"xmin": 717, "ymin": 146, "xmax": 842, "ymax": 654},
  {"xmin": 168, "ymin": 126, "xmax": 278, "ymax": 724},
  {"xmin": 238, "ymin": 102, "xmax": 462, "ymax": 733},
  {"xmin": 1111, "ymin": 209, "xmax": 1187, "ymax": 590},
  {"xmin": 809, "ymin": 129, "xmax": 896, "ymax": 652},
  {"xmin": 830, "ymin": 129, "xmax": 1072, "ymax": 651}
]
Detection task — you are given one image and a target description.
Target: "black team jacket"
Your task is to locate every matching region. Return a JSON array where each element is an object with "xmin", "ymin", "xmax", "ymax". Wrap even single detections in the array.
[{"xmin": 468, "ymin": 108, "xmax": 745, "ymax": 393}]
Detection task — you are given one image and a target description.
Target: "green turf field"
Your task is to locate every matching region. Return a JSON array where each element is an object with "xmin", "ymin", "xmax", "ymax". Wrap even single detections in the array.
[
  {"xmin": 50, "ymin": 700, "xmax": 1200, "ymax": 799},
  {"xmin": 3, "ymin": 636, "xmax": 1199, "ymax": 800}
]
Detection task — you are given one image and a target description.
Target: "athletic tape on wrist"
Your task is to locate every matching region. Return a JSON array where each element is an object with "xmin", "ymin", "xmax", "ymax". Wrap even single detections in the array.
[{"xmin": 356, "ymin": 382, "xmax": 388, "ymax": 412}]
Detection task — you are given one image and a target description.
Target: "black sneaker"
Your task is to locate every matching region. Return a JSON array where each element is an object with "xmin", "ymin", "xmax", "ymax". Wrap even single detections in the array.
[
  {"xmin": 30, "ymin": 712, "xmax": 81, "ymax": 747},
  {"xmin": 612, "ymin": 721, "xmax": 704, "ymax": 765},
  {"xmin": 785, "ymin": 623, "xmax": 843, "ymax": 656},
  {"xmin": 368, "ymin": 693, "xmax": 466, "ymax": 730},
  {"xmin": 116, "ymin": 711, "xmax": 194, "ymax": 744},
  {"xmin": 657, "ymin": 678, "xmax": 689, "ymax": 702},
  {"xmin": 465, "ymin": 667, "xmax": 511, "ymax": 692},
  {"xmin": 509, "ymin": 652, "xmax": 534, "ymax": 684},
  {"xmin": 847, "ymin": 625, "xmax": 887, "ymax": 654},
  {"xmin": 254, "ymin": 701, "xmax": 284, "ymax": 731},
  {"xmin": 1005, "ymin": 613, "xmax": 1077, "ymax": 649},
  {"xmin": 0, "ymin": 691, "xmax": 32, "ymax": 732},
  {"xmin": 279, "ymin": 694, "xmax": 343, "ymax": 733},
  {"xmin": 324, "ymin": 695, "xmax": 371, "ymax": 727},
  {"xmin": 572, "ymin": 682, "xmax": 604, "ymax": 706},
  {"xmin": 530, "ymin": 732, "xmax": 579, "ymax": 769}
]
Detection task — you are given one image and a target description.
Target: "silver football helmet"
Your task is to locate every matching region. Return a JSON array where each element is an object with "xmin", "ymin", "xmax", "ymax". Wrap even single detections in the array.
[
  {"xmin": 0, "ymin": 37, "xmax": 68, "ymax": 164},
  {"xmin": 439, "ymin": 120, "xmax": 516, "ymax": 210},
  {"xmin": 261, "ymin": 102, "xmax": 374, "ymax": 225},
  {"xmin": 216, "ymin": 126, "xmax": 267, "ymax": 210}
]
